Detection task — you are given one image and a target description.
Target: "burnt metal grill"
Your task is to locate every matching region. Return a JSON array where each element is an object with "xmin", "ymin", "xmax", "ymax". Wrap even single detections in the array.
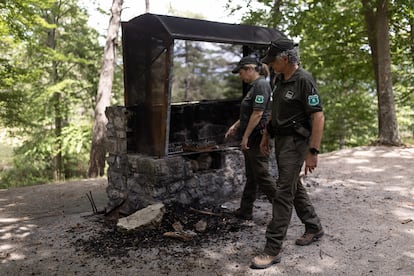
[
  {"xmin": 121, "ymin": 13, "xmax": 286, "ymax": 158},
  {"xmin": 106, "ymin": 14, "xmax": 283, "ymax": 214}
]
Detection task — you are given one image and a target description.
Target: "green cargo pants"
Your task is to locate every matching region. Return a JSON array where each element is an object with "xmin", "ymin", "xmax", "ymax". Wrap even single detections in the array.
[
  {"xmin": 264, "ymin": 135, "xmax": 322, "ymax": 255},
  {"xmin": 239, "ymin": 142, "xmax": 277, "ymax": 215}
]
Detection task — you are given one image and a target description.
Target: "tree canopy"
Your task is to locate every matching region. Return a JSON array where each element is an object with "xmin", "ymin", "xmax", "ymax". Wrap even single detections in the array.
[
  {"xmin": 0, "ymin": 0, "xmax": 105, "ymax": 186},
  {"xmin": 227, "ymin": 0, "xmax": 413, "ymax": 149}
]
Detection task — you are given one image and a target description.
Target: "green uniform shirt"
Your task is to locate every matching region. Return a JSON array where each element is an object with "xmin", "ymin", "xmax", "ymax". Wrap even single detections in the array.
[
  {"xmin": 271, "ymin": 68, "xmax": 322, "ymax": 129},
  {"xmin": 239, "ymin": 76, "xmax": 272, "ymax": 134}
]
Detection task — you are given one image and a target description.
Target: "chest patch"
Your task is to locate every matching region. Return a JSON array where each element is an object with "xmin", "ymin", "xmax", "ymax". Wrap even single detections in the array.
[
  {"xmin": 308, "ymin": 94, "xmax": 320, "ymax": 106},
  {"xmin": 285, "ymin": 90, "xmax": 294, "ymax": 99},
  {"xmin": 255, "ymin": 95, "xmax": 264, "ymax": 104}
]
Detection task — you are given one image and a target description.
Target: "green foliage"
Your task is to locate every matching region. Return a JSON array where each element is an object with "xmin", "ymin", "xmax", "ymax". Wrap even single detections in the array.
[
  {"xmin": 0, "ymin": 138, "xmax": 54, "ymax": 188},
  {"xmin": 389, "ymin": 0, "xmax": 414, "ymax": 144},
  {"xmin": 0, "ymin": 121, "xmax": 91, "ymax": 188},
  {"xmin": 227, "ymin": 0, "xmax": 413, "ymax": 150},
  {"xmin": 397, "ymin": 106, "xmax": 414, "ymax": 144},
  {"xmin": 289, "ymin": 0, "xmax": 378, "ymax": 150},
  {"xmin": 0, "ymin": 0, "xmax": 103, "ymax": 187},
  {"xmin": 223, "ymin": 74, "xmax": 243, "ymax": 99},
  {"xmin": 0, "ymin": 0, "xmax": 53, "ymax": 40}
]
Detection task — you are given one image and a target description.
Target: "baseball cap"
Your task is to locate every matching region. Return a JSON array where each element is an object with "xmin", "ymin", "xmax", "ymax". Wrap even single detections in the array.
[
  {"xmin": 261, "ymin": 37, "xmax": 296, "ymax": 64},
  {"xmin": 231, "ymin": 56, "xmax": 259, "ymax": 74}
]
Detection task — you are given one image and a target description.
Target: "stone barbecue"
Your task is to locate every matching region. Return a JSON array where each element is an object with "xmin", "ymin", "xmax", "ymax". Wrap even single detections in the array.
[{"xmin": 105, "ymin": 14, "xmax": 283, "ymax": 215}]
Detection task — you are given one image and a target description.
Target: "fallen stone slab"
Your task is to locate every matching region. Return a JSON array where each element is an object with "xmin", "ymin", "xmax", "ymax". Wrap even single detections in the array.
[{"xmin": 117, "ymin": 203, "xmax": 165, "ymax": 232}]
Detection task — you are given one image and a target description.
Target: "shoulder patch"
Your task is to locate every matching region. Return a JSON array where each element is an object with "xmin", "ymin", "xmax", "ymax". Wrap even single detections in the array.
[
  {"xmin": 255, "ymin": 95, "xmax": 264, "ymax": 104},
  {"xmin": 308, "ymin": 95, "xmax": 319, "ymax": 106}
]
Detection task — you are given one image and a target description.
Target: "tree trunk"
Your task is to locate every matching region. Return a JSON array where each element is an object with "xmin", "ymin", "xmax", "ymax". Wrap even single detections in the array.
[
  {"xmin": 53, "ymin": 74, "xmax": 63, "ymax": 181},
  {"xmin": 145, "ymin": 0, "xmax": 150, "ymax": 13},
  {"xmin": 338, "ymin": 114, "xmax": 346, "ymax": 149},
  {"xmin": 46, "ymin": 20, "xmax": 63, "ymax": 181},
  {"xmin": 361, "ymin": 0, "xmax": 400, "ymax": 145},
  {"xmin": 271, "ymin": 0, "xmax": 282, "ymax": 28},
  {"xmin": 88, "ymin": 0, "xmax": 123, "ymax": 177},
  {"xmin": 184, "ymin": 41, "xmax": 190, "ymax": 101}
]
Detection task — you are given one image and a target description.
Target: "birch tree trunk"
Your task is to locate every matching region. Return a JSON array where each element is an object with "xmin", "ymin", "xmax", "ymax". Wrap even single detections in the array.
[
  {"xmin": 145, "ymin": 0, "xmax": 150, "ymax": 12},
  {"xmin": 88, "ymin": 0, "xmax": 123, "ymax": 177}
]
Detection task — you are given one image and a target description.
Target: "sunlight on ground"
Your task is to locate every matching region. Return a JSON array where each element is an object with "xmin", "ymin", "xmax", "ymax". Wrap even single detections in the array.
[
  {"xmin": 0, "ymin": 229, "xmax": 31, "ymax": 240},
  {"xmin": 391, "ymin": 208, "xmax": 414, "ymax": 220},
  {"xmin": 355, "ymin": 166, "xmax": 384, "ymax": 173},
  {"xmin": 343, "ymin": 158, "xmax": 370, "ymax": 164},
  {"xmin": 351, "ymin": 150, "xmax": 381, "ymax": 157},
  {"xmin": 0, "ymin": 220, "xmax": 39, "ymax": 263},
  {"xmin": 402, "ymin": 227, "xmax": 414, "ymax": 237},
  {"xmin": 403, "ymin": 250, "xmax": 414, "ymax": 259},
  {"xmin": 0, "ymin": 221, "xmax": 36, "ymax": 240},
  {"xmin": 385, "ymin": 186, "xmax": 409, "ymax": 193},
  {"xmin": 347, "ymin": 180, "xmax": 377, "ymax": 187},
  {"xmin": 0, "ymin": 217, "xmax": 29, "ymax": 224},
  {"xmin": 296, "ymin": 258, "xmax": 338, "ymax": 274},
  {"xmin": 3, "ymin": 252, "xmax": 26, "ymax": 262},
  {"xmin": 0, "ymin": 243, "xmax": 12, "ymax": 251}
]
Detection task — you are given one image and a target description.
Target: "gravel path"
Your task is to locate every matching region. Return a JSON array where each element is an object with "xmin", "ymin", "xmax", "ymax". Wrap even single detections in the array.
[{"xmin": 1, "ymin": 146, "xmax": 413, "ymax": 275}]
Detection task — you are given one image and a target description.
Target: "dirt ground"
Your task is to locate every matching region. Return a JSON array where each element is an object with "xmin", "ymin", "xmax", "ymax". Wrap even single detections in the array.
[{"xmin": 1, "ymin": 145, "xmax": 414, "ymax": 276}]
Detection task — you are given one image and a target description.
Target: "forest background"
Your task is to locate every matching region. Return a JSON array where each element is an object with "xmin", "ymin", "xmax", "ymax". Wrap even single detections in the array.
[{"xmin": 0, "ymin": 0, "xmax": 413, "ymax": 188}]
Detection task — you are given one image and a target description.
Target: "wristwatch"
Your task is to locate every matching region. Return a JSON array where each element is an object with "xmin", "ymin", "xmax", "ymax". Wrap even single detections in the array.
[{"xmin": 309, "ymin": 147, "xmax": 320, "ymax": 155}]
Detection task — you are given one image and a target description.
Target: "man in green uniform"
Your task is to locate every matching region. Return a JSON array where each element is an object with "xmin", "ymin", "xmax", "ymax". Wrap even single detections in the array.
[{"xmin": 250, "ymin": 37, "xmax": 325, "ymax": 269}]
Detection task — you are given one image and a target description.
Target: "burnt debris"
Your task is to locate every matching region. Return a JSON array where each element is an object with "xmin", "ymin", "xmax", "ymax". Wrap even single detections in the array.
[{"xmin": 72, "ymin": 203, "xmax": 249, "ymax": 258}]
